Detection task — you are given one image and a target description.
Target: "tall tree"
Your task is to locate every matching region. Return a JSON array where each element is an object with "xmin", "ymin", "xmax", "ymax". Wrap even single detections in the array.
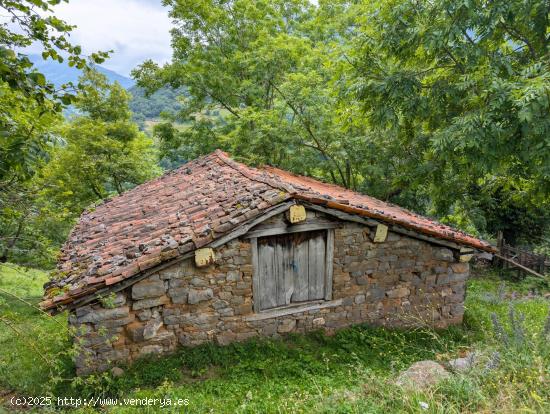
[
  {"xmin": 348, "ymin": 0, "xmax": 550, "ymax": 240},
  {"xmin": 135, "ymin": 0, "xmax": 549, "ymax": 243},
  {"xmin": 41, "ymin": 69, "xmax": 160, "ymax": 214},
  {"xmin": 0, "ymin": 0, "xmax": 108, "ymax": 187},
  {"xmin": 134, "ymin": 0, "xmax": 370, "ymax": 188}
]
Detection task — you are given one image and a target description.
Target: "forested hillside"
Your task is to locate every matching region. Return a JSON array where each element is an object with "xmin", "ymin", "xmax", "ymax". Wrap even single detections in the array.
[{"xmin": 28, "ymin": 54, "xmax": 184, "ymax": 124}]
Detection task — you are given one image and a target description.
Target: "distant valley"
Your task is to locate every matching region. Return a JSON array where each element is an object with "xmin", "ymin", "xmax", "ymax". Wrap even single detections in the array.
[{"xmin": 29, "ymin": 54, "xmax": 182, "ymax": 125}]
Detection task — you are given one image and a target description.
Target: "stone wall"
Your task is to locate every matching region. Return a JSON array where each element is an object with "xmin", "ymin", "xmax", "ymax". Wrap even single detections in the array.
[{"xmin": 70, "ymin": 221, "xmax": 469, "ymax": 375}]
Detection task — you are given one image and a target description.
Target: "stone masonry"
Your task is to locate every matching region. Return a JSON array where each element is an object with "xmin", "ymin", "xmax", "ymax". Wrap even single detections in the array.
[{"xmin": 70, "ymin": 219, "xmax": 469, "ymax": 375}]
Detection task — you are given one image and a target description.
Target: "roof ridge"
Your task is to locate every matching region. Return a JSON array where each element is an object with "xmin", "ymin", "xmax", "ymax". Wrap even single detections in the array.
[{"xmin": 213, "ymin": 149, "xmax": 296, "ymax": 194}]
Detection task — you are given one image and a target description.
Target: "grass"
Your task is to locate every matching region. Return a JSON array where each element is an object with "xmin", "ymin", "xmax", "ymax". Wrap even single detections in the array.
[{"xmin": 0, "ymin": 263, "xmax": 548, "ymax": 413}]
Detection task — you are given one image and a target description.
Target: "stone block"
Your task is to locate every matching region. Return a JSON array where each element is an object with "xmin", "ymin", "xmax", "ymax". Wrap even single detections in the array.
[
  {"xmin": 433, "ymin": 248, "xmax": 454, "ymax": 262},
  {"xmin": 386, "ymin": 287, "xmax": 410, "ymax": 299},
  {"xmin": 143, "ymin": 319, "xmax": 163, "ymax": 340},
  {"xmin": 312, "ymin": 317, "xmax": 325, "ymax": 327},
  {"xmin": 77, "ymin": 307, "xmax": 129, "ymax": 324},
  {"xmin": 226, "ymin": 270, "xmax": 242, "ymax": 282},
  {"xmin": 234, "ymin": 303, "xmax": 252, "ymax": 315},
  {"xmin": 436, "ymin": 274, "xmax": 449, "ymax": 285},
  {"xmin": 278, "ymin": 319, "xmax": 296, "ymax": 333},
  {"xmin": 132, "ymin": 280, "xmax": 166, "ymax": 300},
  {"xmin": 190, "ymin": 277, "xmax": 208, "ymax": 287},
  {"xmin": 355, "ymin": 294, "xmax": 366, "ymax": 304},
  {"xmin": 188, "ymin": 288, "xmax": 214, "ymax": 304},
  {"xmin": 219, "ymin": 291, "xmax": 232, "ymax": 300},
  {"xmin": 366, "ymin": 287, "xmax": 385, "ymax": 301},
  {"xmin": 448, "ymin": 272, "xmax": 468, "ymax": 283},
  {"xmin": 127, "ymin": 322, "xmax": 145, "ymax": 342},
  {"xmin": 168, "ymin": 287, "xmax": 188, "ymax": 304},
  {"xmin": 132, "ymin": 296, "xmax": 170, "ymax": 310},
  {"xmin": 75, "ymin": 305, "xmax": 93, "ymax": 318},
  {"xmin": 216, "ymin": 331, "xmax": 237, "ymax": 346},
  {"xmin": 233, "ymin": 256, "xmax": 248, "ymax": 265},
  {"xmin": 112, "ymin": 293, "xmax": 126, "ymax": 307},
  {"xmin": 450, "ymin": 303, "xmax": 464, "ymax": 316},
  {"xmin": 159, "ymin": 267, "xmax": 182, "ymax": 280},
  {"xmin": 101, "ymin": 316, "xmax": 134, "ymax": 328},
  {"xmin": 98, "ymin": 349, "xmax": 129, "ymax": 362},
  {"xmin": 395, "ymin": 259, "xmax": 415, "ymax": 269},
  {"xmin": 139, "ymin": 345, "xmax": 164, "ymax": 357},
  {"xmin": 450, "ymin": 262, "xmax": 469, "ymax": 273}
]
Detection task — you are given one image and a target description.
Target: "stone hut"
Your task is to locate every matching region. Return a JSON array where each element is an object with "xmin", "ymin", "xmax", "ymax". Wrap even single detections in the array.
[{"xmin": 41, "ymin": 150, "xmax": 495, "ymax": 375}]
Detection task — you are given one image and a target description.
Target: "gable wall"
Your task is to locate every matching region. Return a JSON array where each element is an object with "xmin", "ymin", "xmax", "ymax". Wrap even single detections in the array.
[{"xmin": 70, "ymin": 216, "xmax": 469, "ymax": 375}]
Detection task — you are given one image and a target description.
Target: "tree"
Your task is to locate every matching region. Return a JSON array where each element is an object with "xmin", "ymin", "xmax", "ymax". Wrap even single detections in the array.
[
  {"xmin": 347, "ymin": 0, "xmax": 550, "ymax": 238},
  {"xmin": 133, "ymin": 0, "xmax": 370, "ymax": 188},
  {"xmin": 0, "ymin": 0, "xmax": 111, "ymax": 266},
  {"xmin": 137, "ymin": 0, "xmax": 549, "ymax": 243},
  {"xmin": 41, "ymin": 69, "xmax": 160, "ymax": 215},
  {"xmin": 0, "ymin": 0, "xmax": 109, "ymax": 188},
  {"xmin": 1, "ymin": 69, "xmax": 160, "ymax": 267}
]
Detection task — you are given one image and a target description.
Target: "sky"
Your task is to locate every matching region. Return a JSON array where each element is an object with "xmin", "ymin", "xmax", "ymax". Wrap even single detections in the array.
[{"xmin": 44, "ymin": 0, "xmax": 173, "ymax": 76}]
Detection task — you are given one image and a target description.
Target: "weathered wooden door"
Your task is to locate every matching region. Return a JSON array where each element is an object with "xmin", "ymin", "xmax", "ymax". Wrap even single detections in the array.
[{"xmin": 257, "ymin": 230, "xmax": 327, "ymax": 310}]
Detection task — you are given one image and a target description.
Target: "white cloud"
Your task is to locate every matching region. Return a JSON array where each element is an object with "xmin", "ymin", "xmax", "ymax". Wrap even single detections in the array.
[{"xmin": 52, "ymin": 0, "xmax": 173, "ymax": 76}]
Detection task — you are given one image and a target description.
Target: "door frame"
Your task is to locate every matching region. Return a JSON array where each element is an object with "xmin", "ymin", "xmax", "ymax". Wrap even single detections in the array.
[{"xmin": 250, "ymin": 228, "xmax": 334, "ymax": 313}]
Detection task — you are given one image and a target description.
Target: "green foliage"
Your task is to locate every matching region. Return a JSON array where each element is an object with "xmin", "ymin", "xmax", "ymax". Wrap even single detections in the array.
[
  {"xmin": 349, "ymin": 0, "xmax": 550, "ymax": 234},
  {"xmin": 1, "ymin": 265, "xmax": 548, "ymax": 413},
  {"xmin": 1, "ymin": 69, "xmax": 160, "ymax": 267},
  {"xmin": 128, "ymin": 86, "xmax": 185, "ymax": 125},
  {"xmin": 0, "ymin": 264, "xmax": 71, "ymax": 395},
  {"xmin": 41, "ymin": 69, "xmax": 160, "ymax": 205},
  {"xmin": 133, "ymin": 0, "xmax": 550, "ymax": 244},
  {"xmin": 0, "ymin": 0, "xmax": 109, "ymax": 186},
  {"xmin": 133, "ymin": 0, "xmax": 370, "ymax": 188}
]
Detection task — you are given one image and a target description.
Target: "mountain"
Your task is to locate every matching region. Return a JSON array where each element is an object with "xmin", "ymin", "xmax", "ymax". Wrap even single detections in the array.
[
  {"xmin": 28, "ymin": 54, "xmax": 135, "ymax": 89},
  {"xmin": 28, "ymin": 54, "xmax": 185, "ymax": 124}
]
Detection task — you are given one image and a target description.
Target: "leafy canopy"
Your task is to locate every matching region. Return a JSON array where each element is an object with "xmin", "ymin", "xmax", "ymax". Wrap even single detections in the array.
[
  {"xmin": 0, "ymin": 0, "xmax": 109, "ymax": 187},
  {"xmin": 135, "ymin": 0, "xmax": 550, "ymax": 243}
]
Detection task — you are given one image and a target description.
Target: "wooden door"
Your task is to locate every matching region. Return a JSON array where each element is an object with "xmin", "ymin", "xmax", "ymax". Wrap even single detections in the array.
[{"xmin": 256, "ymin": 230, "xmax": 327, "ymax": 310}]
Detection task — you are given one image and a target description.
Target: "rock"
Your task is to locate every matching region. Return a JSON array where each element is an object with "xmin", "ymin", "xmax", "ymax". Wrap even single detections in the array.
[
  {"xmin": 132, "ymin": 296, "xmax": 170, "ymax": 310},
  {"xmin": 448, "ymin": 272, "xmax": 468, "ymax": 282},
  {"xmin": 77, "ymin": 307, "xmax": 129, "ymax": 324},
  {"xmin": 433, "ymin": 248, "xmax": 454, "ymax": 262},
  {"xmin": 448, "ymin": 353, "xmax": 476, "ymax": 372},
  {"xmin": 132, "ymin": 280, "xmax": 166, "ymax": 300},
  {"xmin": 386, "ymin": 287, "xmax": 410, "ymax": 299},
  {"xmin": 216, "ymin": 331, "xmax": 237, "ymax": 346},
  {"xmin": 139, "ymin": 345, "xmax": 164, "ymax": 357},
  {"xmin": 278, "ymin": 319, "xmax": 296, "ymax": 333},
  {"xmin": 137, "ymin": 309, "xmax": 152, "ymax": 321},
  {"xmin": 110, "ymin": 367, "xmax": 124, "ymax": 377},
  {"xmin": 127, "ymin": 322, "xmax": 145, "ymax": 342},
  {"xmin": 111, "ymin": 293, "xmax": 126, "ymax": 307},
  {"xmin": 159, "ymin": 268, "xmax": 182, "ymax": 280},
  {"xmin": 355, "ymin": 294, "xmax": 366, "ymax": 304},
  {"xmin": 143, "ymin": 319, "xmax": 163, "ymax": 340},
  {"xmin": 366, "ymin": 287, "xmax": 385, "ymax": 301},
  {"xmin": 188, "ymin": 288, "xmax": 214, "ymax": 304},
  {"xmin": 312, "ymin": 317, "xmax": 325, "ymax": 327},
  {"xmin": 168, "ymin": 287, "xmax": 188, "ymax": 304},
  {"xmin": 396, "ymin": 360, "xmax": 450, "ymax": 389},
  {"xmin": 450, "ymin": 262, "xmax": 469, "ymax": 273},
  {"xmin": 190, "ymin": 277, "xmax": 208, "ymax": 287},
  {"xmin": 226, "ymin": 270, "xmax": 242, "ymax": 282}
]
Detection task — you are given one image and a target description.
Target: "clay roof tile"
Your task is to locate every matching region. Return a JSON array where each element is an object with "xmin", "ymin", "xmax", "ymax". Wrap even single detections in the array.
[{"xmin": 42, "ymin": 150, "xmax": 494, "ymax": 311}]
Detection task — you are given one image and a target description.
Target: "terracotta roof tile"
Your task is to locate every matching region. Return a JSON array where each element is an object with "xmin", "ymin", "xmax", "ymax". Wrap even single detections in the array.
[{"xmin": 41, "ymin": 150, "xmax": 495, "ymax": 311}]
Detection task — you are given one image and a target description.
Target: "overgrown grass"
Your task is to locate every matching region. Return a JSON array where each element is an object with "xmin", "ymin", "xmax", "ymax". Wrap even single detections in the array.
[
  {"xmin": 0, "ymin": 264, "xmax": 548, "ymax": 413},
  {"xmin": 0, "ymin": 264, "xmax": 71, "ymax": 396}
]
